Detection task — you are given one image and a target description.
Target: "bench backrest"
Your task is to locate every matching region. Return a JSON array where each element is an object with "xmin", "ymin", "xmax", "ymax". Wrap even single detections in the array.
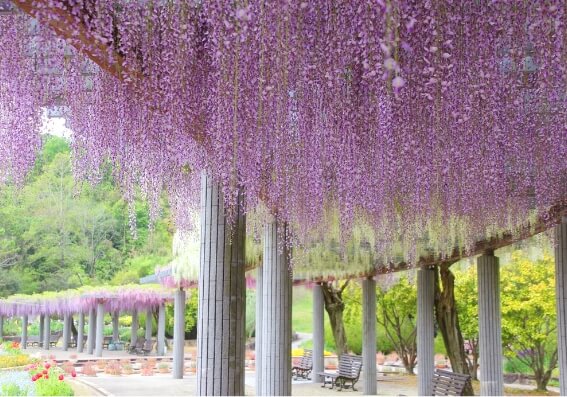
[
  {"xmin": 300, "ymin": 349, "xmax": 313, "ymax": 367},
  {"xmin": 432, "ymin": 369, "xmax": 471, "ymax": 396},
  {"xmin": 337, "ymin": 354, "xmax": 362, "ymax": 379}
]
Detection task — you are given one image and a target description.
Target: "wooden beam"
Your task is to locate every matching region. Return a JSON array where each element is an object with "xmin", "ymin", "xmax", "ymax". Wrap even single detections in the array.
[{"xmin": 13, "ymin": 0, "xmax": 129, "ymax": 80}]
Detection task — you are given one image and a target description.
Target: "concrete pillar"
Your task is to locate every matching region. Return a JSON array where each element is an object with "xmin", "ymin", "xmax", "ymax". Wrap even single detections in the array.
[
  {"xmin": 21, "ymin": 315, "xmax": 28, "ymax": 349},
  {"xmin": 43, "ymin": 315, "xmax": 50, "ymax": 350},
  {"xmin": 197, "ymin": 172, "xmax": 246, "ymax": 396},
  {"xmin": 131, "ymin": 309, "xmax": 139, "ymax": 347},
  {"xmin": 157, "ymin": 303, "xmax": 166, "ymax": 356},
  {"xmin": 173, "ymin": 288, "xmax": 186, "ymax": 379},
  {"xmin": 145, "ymin": 309, "xmax": 153, "ymax": 347},
  {"xmin": 112, "ymin": 311, "xmax": 119, "ymax": 342},
  {"xmin": 477, "ymin": 251, "xmax": 503, "ymax": 396},
  {"xmin": 555, "ymin": 216, "xmax": 567, "ymax": 396},
  {"xmin": 173, "ymin": 288, "xmax": 185, "ymax": 379},
  {"xmin": 417, "ymin": 268, "xmax": 435, "ymax": 396},
  {"xmin": 87, "ymin": 308, "xmax": 96, "ymax": 354},
  {"xmin": 95, "ymin": 302, "xmax": 104, "ymax": 357},
  {"xmin": 77, "ymin": 312, "xmax": 85, "ymax": 353},
  {"xmin": 63, "ymin": 314, "xmax": 70, "ymax": 351},
  {"xmin": 259, "ymin": 220, "xmax": 293, "ymax": 396},
  {"xmin": 362, "ymin": 277, "xmax": 377, "ymax": 395},
  {"xmin": 255, "ymin": 265, "xmax": 263, "ymax": 394},
  {"xmin": 312, "ymin": 283, "xmax": 325, "ymax": 383},
  {"xmin": 39, "ymin": 315, "xmax": 44, "ymax": 348}
]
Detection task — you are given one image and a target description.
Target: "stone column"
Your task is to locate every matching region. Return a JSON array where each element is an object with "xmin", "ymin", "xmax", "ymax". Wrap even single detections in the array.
[
  {"xmin": 39, "ymin": 315, "xmax": 44, "ymax": 348},
  {"xmin": 145, "ymin": 309, "xmax": 153, "ymax": 347},
  {"xmin": 77, "ymin": 312, "xmax": 85, "ymax": 353},
  {"xmin": 477, "ymin": 250, "xmax": 503, "ymax": 396},
  {"xmin": 173, "ymin": 288, "xmax": 186, "ymax": 379},
  {"xmin": 87, "ymin": 308, "xmax": 96, "ymax": 354},
  {"xmin": 21, "ymin": 315, "xmax": 28, "ymax": 349},
  {"xmin": 131, "ymin": 309, "xmax": 139, "ymax": 347},
  {"xmin": 112, "ymin": 311, "xmax": 119, "ymax": 342},
  {"xmin": 362, "ymin": 277, "xmax": 377, "ymax": 395},
  {"xmin": 259, "ymin": 220, "xmax": 292, "ymax": 396},
  {"xmin": 417, "ymin": 268, "xmax": 435, "ymax": 396},
  {"xmin": 43, "ymin": 315, "xmax": 50, "ymax": 350},
  {"xmin": 197, "ymin": 173, "xmax": 246, "ymax": 396},
  {"xmin": 312, "ymin": 283, "xmax": 325, "ymax": 383},
  {"xmin": 555, "ymin": 216, "xmax": 567, "ymax": 396},
  {"xmin": 255, "ymin": 265, "xmax": 263, "ymax": 394},
  {"xmin": 63, "ymin": 314, "xmax": 70, "ymax": 351},
  {"xmin": 157, "ymin": 303, "xmax": 166, "ymax": 356},
  {"xmin": 95, "ymin": 302, "xmax": 104, "ymax": 357}
]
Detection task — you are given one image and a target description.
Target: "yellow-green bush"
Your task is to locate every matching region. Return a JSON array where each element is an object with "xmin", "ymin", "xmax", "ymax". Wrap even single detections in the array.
[{"xmin": 0, "ymin": 355, "xmax": 31, "ymax": 369}]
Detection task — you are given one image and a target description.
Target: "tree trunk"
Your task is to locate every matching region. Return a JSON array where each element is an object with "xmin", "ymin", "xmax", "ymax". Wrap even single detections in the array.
[
  {"xmin": 321, "ymin": 281, "xmax": 349, "ymax": 356},
  {"xmin": 434, "ymin": 263, "xmax": 474, "ymax": 396}
]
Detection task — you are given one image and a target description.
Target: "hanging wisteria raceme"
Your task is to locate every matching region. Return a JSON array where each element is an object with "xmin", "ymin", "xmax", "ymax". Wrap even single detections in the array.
[
  {"xmin": 0, "ymin": 285, "xmax": 172, "ymax": 317},
  {"xmin": 2, "ymin": 1, "xmax": 567, "ymax": 272}
]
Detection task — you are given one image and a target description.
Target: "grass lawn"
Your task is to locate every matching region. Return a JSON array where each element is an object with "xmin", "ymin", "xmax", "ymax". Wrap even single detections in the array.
[{"xmin": 292, "ymin": 286, "xmax": 314, "ymax": 334}]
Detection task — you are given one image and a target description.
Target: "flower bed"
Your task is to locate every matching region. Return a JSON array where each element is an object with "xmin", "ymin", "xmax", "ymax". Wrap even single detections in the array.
[
  {"xmin": 0, "ymin": 342, "xmax": 34, "ymax": 369},
  {"xmin": 28, "ymin": 361, "xmax": 75, "ymax": 396}
]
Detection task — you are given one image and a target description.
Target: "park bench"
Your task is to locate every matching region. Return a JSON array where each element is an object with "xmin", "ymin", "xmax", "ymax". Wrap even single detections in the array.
[
  {"xmin": 49, "ymin": 331, "xmax": 62, "ymax": 347},
  {"xmin": 431, "ymin": 369, "xmax": 472, "ymax": 396},
  {"xmin": 135, "ymin": 339, "xmax": 155, "ymax": 356},
  {"xmin": 102, "ymin": 335, "xmax": 112, "ymax": 349},
  {"xmin": 27, "ymin": 335, "xmax": 40, "ymax": 347},
  {"xmin": 318, "ymin": 354, "xmax": 363, "ymax": 391},
  {"xmin": 128, "ymin": 337, "xmax": 145, "ymax": 354},
  {"xmin": 291, "ymin": 349, "xmax": 313, "ymax": 380}
]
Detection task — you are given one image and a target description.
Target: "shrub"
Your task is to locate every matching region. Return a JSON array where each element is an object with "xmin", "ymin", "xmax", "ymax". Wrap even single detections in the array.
[
  {"xmin": 0, "ymin": 355, "xmax": 32, "ymax": 369},
  {"xmin": 29, "ymin": 362, "xmax": 74, "ymax": 396}
]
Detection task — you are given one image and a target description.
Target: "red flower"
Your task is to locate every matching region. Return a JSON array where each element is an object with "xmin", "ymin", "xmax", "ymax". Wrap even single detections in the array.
[
  {"xmin": 71, "ymin": 371, "xmax": 77, "ymax": 378},
  {"xmin": 45, "ymin": 363, "xmax": 51, "ymax": 369},
  {"xmin": 42, "ymin": 369, "xmax": 48, "ymax": 375},
  {"xmin": 45, "ymin": 375, "xmax": 49, "ymax": 380},
  {"xmin": 37, "ymin": 374, "xmax": 42, "ymax": 379},
  {"xmin": 58, "ymin": 374, "xmax": 64, "ymax": 381}
]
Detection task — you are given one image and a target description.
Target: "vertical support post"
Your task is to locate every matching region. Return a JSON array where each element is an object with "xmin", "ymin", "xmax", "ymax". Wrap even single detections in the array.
[
  {"xmin": 312, "ymin": 283, "xmax": 325, "ymax": 383},
  {"xmin": 417, "ymin": 268, "xmax": 435, "ymax": 396},
  {"xmin": 63, "ymin": 313, "xmax": 70, "ymax": 351},
  {"xmin": 477, "ymin": 250, "xmax": 503, "ymax": 396},
  {"xmin": 173, "ymin": 288, "xmax": 186, "ymax": 379},
  {"xmin": 555, "ymin": 216, "xmax": 567, "ymax": 396},
  {"xmin": 259, "ymin": 220, "xmax": 292, "ymax": 396},
  {"xmin": 87, "ymin": 308, "xmax": 96, "ymax": 354},
  {"xmin": 145, "ymin": 309, "xmax": 153, "ymax": 347},
  {"xmin": 112, "ymin": 311, "xmax": 119, "ymax": 342},
  {"xmin": 255, "ymin": 265, "xmax": 263, "ymax": 394},
  {"xmin": 77, "ymin": 312, "xmax": 85, "ymax": 353},
  {"xmin": 39, "ymin": 315, "xmax": 44, "ymax": 348},
  {"xmin": 131, "ymin": 309, "xmax": 139, "ymax": 347},
  {"xmin": 21, "ymin": 315, "xmax": 28, "ymax": 349},
  {"xmin": 157, "ymin": 303, "xmax": 166, "ymax": 356},
  {"xmin": 43, "ymin": 315, "xmax": 50, "ymax": 350},
  {"xmin": 362, "ymin": 277, "xmax": 377, "ymax": 395},
  {"xmin": 95, "ymin": 302, "xmax": 104, "ymax": 357},
  {"xmin": 197, "ymin": 172, "xmax": 246, "ymax": 396}
]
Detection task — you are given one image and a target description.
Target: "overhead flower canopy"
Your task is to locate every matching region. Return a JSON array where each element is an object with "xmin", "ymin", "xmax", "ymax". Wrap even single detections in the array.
[
  {"xmin": 0, "ymin": 285, "xmax": 172, "ymax": 317},
  {"xmin": 0, "ymin": 1, "xmax": 566, "ymax": 274}
]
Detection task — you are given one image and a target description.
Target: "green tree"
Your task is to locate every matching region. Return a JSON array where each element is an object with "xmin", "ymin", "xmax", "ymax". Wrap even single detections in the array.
[
  {"xmin": 454, "ymin": 265, "xmax": 479, "ymax": 380},
  {"xmin": 376, "ymin": 277, "xmax": 418, "ymax": 375},
  {"xmin": 501, "ymin": 252, "xmax": 557, "ymax": 391}
]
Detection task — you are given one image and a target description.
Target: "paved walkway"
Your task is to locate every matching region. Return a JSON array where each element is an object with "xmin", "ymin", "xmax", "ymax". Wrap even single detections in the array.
[{"xmin": 69, "ymin": 371, "xmax": 418, "ymax": 396}]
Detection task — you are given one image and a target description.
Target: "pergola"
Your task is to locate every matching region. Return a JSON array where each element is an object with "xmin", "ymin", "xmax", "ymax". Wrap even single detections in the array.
[
  {"xmin": 0, "ymin": 285, "xmax": 172, "ymax": 357},
  {"xmin": 0, "ymin": 1, "xmax": 566, "ymax": 396}
]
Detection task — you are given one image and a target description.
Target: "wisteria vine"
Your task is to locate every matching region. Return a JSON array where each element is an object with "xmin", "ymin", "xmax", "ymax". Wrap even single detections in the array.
[{"xmin": 0, "ymin": 1, "xmax": 566, "ymax": 273}]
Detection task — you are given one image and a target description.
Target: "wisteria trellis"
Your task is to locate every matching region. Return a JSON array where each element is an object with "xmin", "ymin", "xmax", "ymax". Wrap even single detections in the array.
[
  {"xmin": 1, "ymin": 1, "xmax": 566, "ymax": 273},
  {"xmin": 0, "ymin": 285, "xmax": 172, "ymax": 317}
]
